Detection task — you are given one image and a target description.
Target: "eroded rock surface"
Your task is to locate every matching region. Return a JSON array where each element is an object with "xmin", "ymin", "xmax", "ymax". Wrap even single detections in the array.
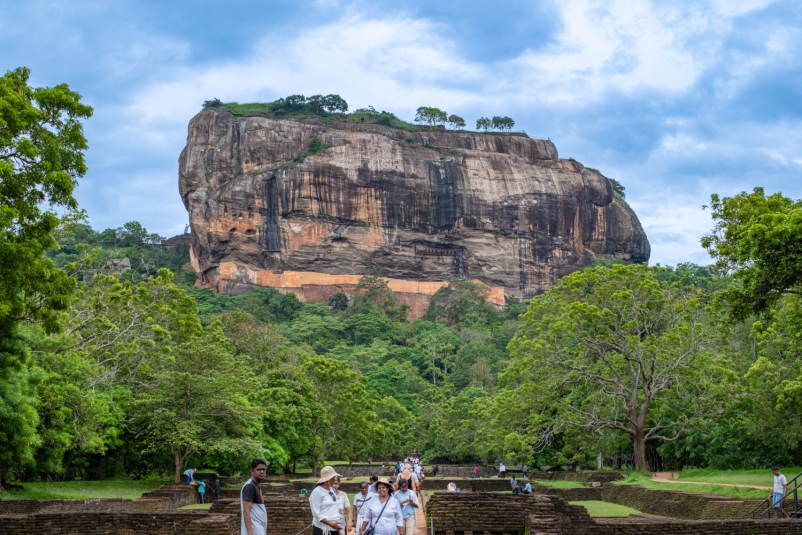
[{"xmin": 179, "ymin": 110, "xmax": 649, "ymax": 308}]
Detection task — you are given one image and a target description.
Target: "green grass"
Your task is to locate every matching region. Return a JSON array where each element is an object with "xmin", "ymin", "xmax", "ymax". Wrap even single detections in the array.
[
  {"xmin": 614, "ymin": 472, "xmax": 768, "ymax": 499},
  {"xmin": 180, "ymin": 503, "xmax": 213, "ymax": 510},
  {"xmin": 675, "ymin": 467, "xmax": 802, "ymax": 487},
  {"xmin": 533, "ymin": 480, "xmax": 586, "ymax": 489},
  {"xmin": 570, "ymin": 500, "xmax": 640, "ymax": 517},
  {"xmin": 0, "ymin": 479, "xmax": 169, "ymax": 500}
]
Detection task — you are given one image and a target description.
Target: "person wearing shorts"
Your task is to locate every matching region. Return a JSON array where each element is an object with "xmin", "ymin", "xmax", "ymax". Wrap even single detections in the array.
[{"xmin": 769, "ymin": 466, "xmax": 789, "ymax": 518}]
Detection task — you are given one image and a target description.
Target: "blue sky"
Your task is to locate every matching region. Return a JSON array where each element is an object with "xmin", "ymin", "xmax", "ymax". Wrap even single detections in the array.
[{"xmin": 2, "ymin": 0, "xmax": 801, "ymax": 266}]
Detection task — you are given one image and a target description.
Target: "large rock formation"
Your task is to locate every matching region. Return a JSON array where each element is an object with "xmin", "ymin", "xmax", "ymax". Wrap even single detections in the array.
[{"xmin": 179, "ymin": 111, "xmax": 649, "ymax": 315}]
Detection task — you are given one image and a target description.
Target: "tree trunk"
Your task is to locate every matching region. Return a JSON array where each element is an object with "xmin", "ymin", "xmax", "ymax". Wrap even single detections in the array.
[
  {"xmin": 174, "ymin": 446, "xmax": 182, "ymax": 484},
  {"xmin": 597, "ymin": 451, "xmax": 603, "ymax": 471},
  {"xmin": 633, "ymin": 434, "xmax": 648, "ymax": 471},
  {"xmin": 312, "ymin": 455, "xmax": 319, "ymax": 479}
]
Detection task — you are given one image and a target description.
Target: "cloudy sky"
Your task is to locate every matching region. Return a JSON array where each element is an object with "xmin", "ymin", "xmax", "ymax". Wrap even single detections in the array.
[{"xmin": 2, "ymin": 0, "xmax": 800, "ymax": 266}]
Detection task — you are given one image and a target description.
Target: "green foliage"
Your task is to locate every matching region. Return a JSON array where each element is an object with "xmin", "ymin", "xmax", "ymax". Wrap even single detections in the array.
[
  {"xmin": 425, "ymin": 279, "xmax": 497, "ymax": 327},
  {"xmin": 204, "ymin": 94, "xmax": 348, "ymax": 117},
  {"xmin": 702, "ymin": 188, "xmax": 802, "ymax": 320},
  {"xmin": 476, "ymin": 117, "xmax": 491, "ymax": 132},
  {"xmin": 505, "ymin": 264, "xmax": 729, "ymax": 470},
  {"xmin": 414, "ymin": 107, "xmax": 448, "ymax": 126},
  {"xmin": 447, "ymin": 114, "xmax": 466, "ymax": 129},
  {"xmin": 328, "ymin": 292, "xmax": 349, "ymax": 311},
  {"xmin": 608, "ymin": 178, "xmax": 626, "ymax": 200},
  {"xmin": 0, "ymin": 67, "xmax": 92, "ymax": 480},
  {"xmin": 491, "ymin": 116, "xmax": 515, "ymax": 131}
]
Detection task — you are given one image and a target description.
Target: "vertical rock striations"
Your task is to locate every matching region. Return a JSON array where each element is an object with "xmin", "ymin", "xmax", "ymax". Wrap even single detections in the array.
[{"xmin": 178, "ymin": 110, "xmax": 649, "ymax": 313}]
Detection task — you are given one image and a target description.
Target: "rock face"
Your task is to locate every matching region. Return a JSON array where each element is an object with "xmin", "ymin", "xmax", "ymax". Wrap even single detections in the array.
[{"xmin": 179, "ymin": 110, "xmax": 649, "ymax": 314}]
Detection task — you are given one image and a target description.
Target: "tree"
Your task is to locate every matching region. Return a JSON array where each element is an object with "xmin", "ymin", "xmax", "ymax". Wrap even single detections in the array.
[
  {"xmin": 303, "ymin": 355, "xmax": 374, "ymax": 475},
  {"xmin": 491, "ymin": 116, "xmax": 515, "ymax": 132},
  {"xmin": 328, "ymin": 292, "xmax": 349, "ymax": 311},
  {"xmin": 321, "ymin": 94, "xmax": 348, "ymax": 114},
  {"xmin": 424, "ymin": 279, "xmax": 497, "ymax": 327},
  {"xmin": 476, "ymin": 117, "xmax": 491, "ymax": 132},
  {"xmin": 447, "ymin": 114, "xmax": 466, "ymax": 130},
  {"xmin": 351, "ymin": 274, "xmax": 407, "ymax": 322},
  {"xmin": 0, "ymin": 67, "xmax": 92, "ymax": 481},
  {"xmin": 702, "ymin": 188, "xmax": 802, "ymax": 320},
  {"xmin": 414, "ymin": 107, "xmax": 448, "ymax": 127},
  {"xmin": 133, "ymin": 324, "xmax": 261, "ymax": 483},
  {"xmin": 507, "ymin": 264, "xmax": 726, "ymax": 470},
  {"xmin": 203, "ymin": 98, "xmax": 222, "ymax": 108},
  {"xmin": 608, "ymin": 178, "xmax": 626, "ymax": 200}
]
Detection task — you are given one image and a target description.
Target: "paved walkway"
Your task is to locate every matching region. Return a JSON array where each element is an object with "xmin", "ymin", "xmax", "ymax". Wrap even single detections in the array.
[
  {"xmin": 651, "ymin": 471, "xmax": 771, "ymax": 490},
  {"xmin": 414, "ymin": 492, "xmax": 428, "ymax": 535}
]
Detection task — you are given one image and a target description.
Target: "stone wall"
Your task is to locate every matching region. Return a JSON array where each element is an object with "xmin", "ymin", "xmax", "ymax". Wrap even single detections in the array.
[
  {"xmin": 600, "ymin": 485, "xmax": 763, "ymax": 519},
  {"xmin": 140, "ymin": 485, "xmax": 200, "ymax": 509},
  {"xmin": 592, "ymin": 518, "xmax": 802, "ymax": 534},
  {"xmin": 209, "ymin": 495, "xmax": 312, "ymax": 535},
  {"xmin": 0, "ymin": 512, "xmax": 238, "ymax": 534},
  {"xmin": 425, "ymin": 492, "xmax": 594, "ymax": 535}
]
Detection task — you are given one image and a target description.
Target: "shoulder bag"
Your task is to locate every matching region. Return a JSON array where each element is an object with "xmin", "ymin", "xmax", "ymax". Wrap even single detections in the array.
[{"xmin": 364, "ymin": 497, "xmax": 390, "ymax": 535}]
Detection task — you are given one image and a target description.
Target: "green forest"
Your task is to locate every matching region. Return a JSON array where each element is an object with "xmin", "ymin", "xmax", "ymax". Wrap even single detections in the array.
[{"xmin": 3, "ymin": 67, "xmax": 802, "ymax": 487}]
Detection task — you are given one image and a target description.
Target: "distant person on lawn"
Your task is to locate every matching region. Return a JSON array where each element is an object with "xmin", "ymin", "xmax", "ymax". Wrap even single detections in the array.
[
  {"xmin": 499, "ymin": 462, "xmax": 506, "ymax": 478},
  {"xmin": 472, "ymin": 466, "xmax": 479, "ymax": 479},
  {"xmin": 184, "ymin": 468, "xmax": 196, "ymax": 485},
  {"xmin": 241, "ymin": 458, "xmax": 268, "ymax": 535},
  {"xmin": 510, "ymin": 475, "xmax": 519, "ymax": 494},
  {"xmin": 310, "ymin": 466, "xmax": 344, "ymax": 535},
  {"xmin": 770, "ymin": 466, "xmax": 789, "ymax": 518}
]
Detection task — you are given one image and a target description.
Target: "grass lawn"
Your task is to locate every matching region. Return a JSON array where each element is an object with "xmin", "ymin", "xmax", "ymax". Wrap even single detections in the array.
[
  {"xmin": 0, "ymin": 479, "xmax": 169, "ymax": 500},
  {"xmin": 180, "ymin": 503, "xmax": 213, "ymax": 510},
  {"xmin": 570, "ymin": 500, "xmax": 640, "ymax": 517},
  {"xmin": 615, "ymin": 472, "xmax": 768, "ymax": 500},
  {"xmin": 533, "ymin": 480, "xmax": 586, "ymax": 489},
  {"xmin": 675, "ymin": 467, "xmax": 802, "ymax": 487}
]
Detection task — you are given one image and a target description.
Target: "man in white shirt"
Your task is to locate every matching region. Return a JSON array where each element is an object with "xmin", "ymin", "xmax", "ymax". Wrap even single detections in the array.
[
  {"xmin": 310, "ymin": 466, "xmax": 344, "ymax": 535},
  {"xmin": 769, "ymin": 466, "xmax": 789, "ymax": 518},
  {"xmin": 498, "ymin": 462, "xmax": 506, "ymax": 478}
]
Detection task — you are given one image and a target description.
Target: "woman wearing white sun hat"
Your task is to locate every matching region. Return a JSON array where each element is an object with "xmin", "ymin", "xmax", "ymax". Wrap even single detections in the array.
[
  {"xmin": 360, "ymin": 478, "xmax": 404, "ymax": 535},
  {"xmin": 310, "ymin": 466, "xmax": 345, "ymax": 535}
]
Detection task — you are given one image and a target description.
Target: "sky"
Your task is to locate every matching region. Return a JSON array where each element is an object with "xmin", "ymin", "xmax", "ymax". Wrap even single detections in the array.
[{"xmin": 2, "ymin": 0, "xmax": 801, "ymax": 266}]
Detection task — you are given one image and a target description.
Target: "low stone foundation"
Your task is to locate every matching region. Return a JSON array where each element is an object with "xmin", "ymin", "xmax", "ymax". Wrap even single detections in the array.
[
  {"xmin": 600, "ymin": 485, "xmax": 763, "ymax": 519},
  {"xmin": 209, "ymin": 495, "xmax": 312, "ymax": 535},
  {"xmin": 0, "ymin": 511, "xmax": 238, "ymax": 534}
]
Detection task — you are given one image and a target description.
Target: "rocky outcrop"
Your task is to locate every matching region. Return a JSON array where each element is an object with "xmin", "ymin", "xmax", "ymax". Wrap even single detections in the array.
[{"xmin": 178, "ymin": 111, "xmax": 649, "ymax": 312}]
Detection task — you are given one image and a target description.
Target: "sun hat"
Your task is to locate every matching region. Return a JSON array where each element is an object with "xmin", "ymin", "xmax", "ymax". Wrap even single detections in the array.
[
  {"xmin": 376, "ymin": 477, "xmax": 394, "ymax": 494},
  {"xmin": 316, "ymin": 466, "xmax": 342, "ymax": 485}
]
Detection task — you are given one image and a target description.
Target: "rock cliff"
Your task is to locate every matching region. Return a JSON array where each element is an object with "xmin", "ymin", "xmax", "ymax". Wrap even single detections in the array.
[{"xmin": 179, "ymin": 110, "xmax": 649, "ymax": 314}]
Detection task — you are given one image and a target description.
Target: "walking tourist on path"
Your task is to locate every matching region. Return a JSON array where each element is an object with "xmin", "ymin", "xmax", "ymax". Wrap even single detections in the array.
[
  {"xmin": 352, "ymin": 481, "xmax": 374, "ymax": 534},
  {"xmin": 183, "ymin": 467, "xmax": 196, "ymax": 485},
  {"xmin": 770, "ymin": 466, "xmax": 789, "ymax": 518},
  {"xmin": 360, "ymin": 478, "xmax": 404, "ymax": 535},
  {"xmin": 498, "ymin": 462, "xmax": 506, "ymax": 478},
  {"xmin": 241, "ymin": 458, "xmax": 268, "ymax": 535},
  {"xmin": 395, "ymin": 463, "xmax": 418, "ymax": 493},
  {"xmin": 522, "ymin": 464, "xmax": 528, "ymax": 479},
  {"xmin": 333, "ymin": 477, "xmax": 352, "ymax": 535},
  {"xmin": 395, "ymin": 479, "xmax": 419, "ymax": 535},
  {"xmin": 198, "ymin": 479, "xmax": 207, "ymax": 504},
  {"xmin": 310, "ymin": 466, "xmax": 344, "ymax": 535}
]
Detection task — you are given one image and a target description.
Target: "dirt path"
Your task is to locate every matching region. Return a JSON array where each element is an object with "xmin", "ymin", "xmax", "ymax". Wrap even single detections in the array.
[
  {"xmin": 414, "ymin": 492, "xmax": 428, "ymax": 535},
  {"xmin": 651, "ymin": 471, "xmax": 771, "ymax": 490}
]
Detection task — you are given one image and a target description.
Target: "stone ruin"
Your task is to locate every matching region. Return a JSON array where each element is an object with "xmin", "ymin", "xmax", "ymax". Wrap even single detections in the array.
[{"xmin": 4, "ymin": 482, "xmax": 802, "ymax": 534}]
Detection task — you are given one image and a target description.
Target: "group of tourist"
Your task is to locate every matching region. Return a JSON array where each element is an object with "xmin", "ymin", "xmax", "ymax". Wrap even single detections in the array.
[
  {"xmin": 182, "ymin": 467, "xmax": 220, "ymax": 503},
  {"xmin": 310, "ymin": 465, "xmax": 420, "ymax": 535},
  {"xmin": 228, "ymin": 459, "xmax": 798, "ymax": 534}
]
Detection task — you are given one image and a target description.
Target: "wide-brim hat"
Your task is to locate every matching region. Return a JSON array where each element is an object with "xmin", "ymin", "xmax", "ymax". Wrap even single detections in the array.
[
  {"xmin": 316, "ymin": 466, "xmax": 342, "ymax": 485},
  {"xmin": 376, "ymin": 477, "xmax": 394, "ymax": 494}
]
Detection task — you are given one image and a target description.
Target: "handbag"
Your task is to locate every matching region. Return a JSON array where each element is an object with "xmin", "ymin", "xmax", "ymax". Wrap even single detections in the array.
[{"xmin": 363, "ymin": 497, "xmax": 390, "ymax": 535}]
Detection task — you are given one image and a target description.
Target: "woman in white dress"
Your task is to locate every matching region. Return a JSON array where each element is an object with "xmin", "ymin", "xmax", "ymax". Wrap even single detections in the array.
[
  {"xmin": 360, "ymin": 478, "xmax": 404, "ymax": 535},
  {"xmin": 333, "ymin": 477, "xmax": 352, "ymax": 535}
]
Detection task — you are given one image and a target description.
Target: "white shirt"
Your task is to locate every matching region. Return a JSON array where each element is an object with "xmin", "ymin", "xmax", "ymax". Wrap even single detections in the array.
[
  {"xmin": 363, "ymin": 496, "xmax": 403, "ymax": 535},
  {"xmin": 354, "ymin": 492, "xmax": 373, "ymax": 522},
  {"xmin": 774, "ymin": 474, "xmax": 788, "ymax": 494},
  {"xmin": 310, "ymin": 485, "xmax": 342, "ymax": 529},
  {"xmin": 499, "ymin": 463, "xmax": 506, "ymax": 471},
  {"xmin": 337, "ymin": 490, "xmax": 350, "ymax": 515}
]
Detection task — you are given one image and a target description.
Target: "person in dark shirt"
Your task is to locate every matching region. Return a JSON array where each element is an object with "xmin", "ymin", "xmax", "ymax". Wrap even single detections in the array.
[
  {"xmin": 241, "ymin": 458, "xmax": 268, "ymax": 535},
  {"xmin": 213, "ymin": 479, "xmax": 221, "ymax": 501}
]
